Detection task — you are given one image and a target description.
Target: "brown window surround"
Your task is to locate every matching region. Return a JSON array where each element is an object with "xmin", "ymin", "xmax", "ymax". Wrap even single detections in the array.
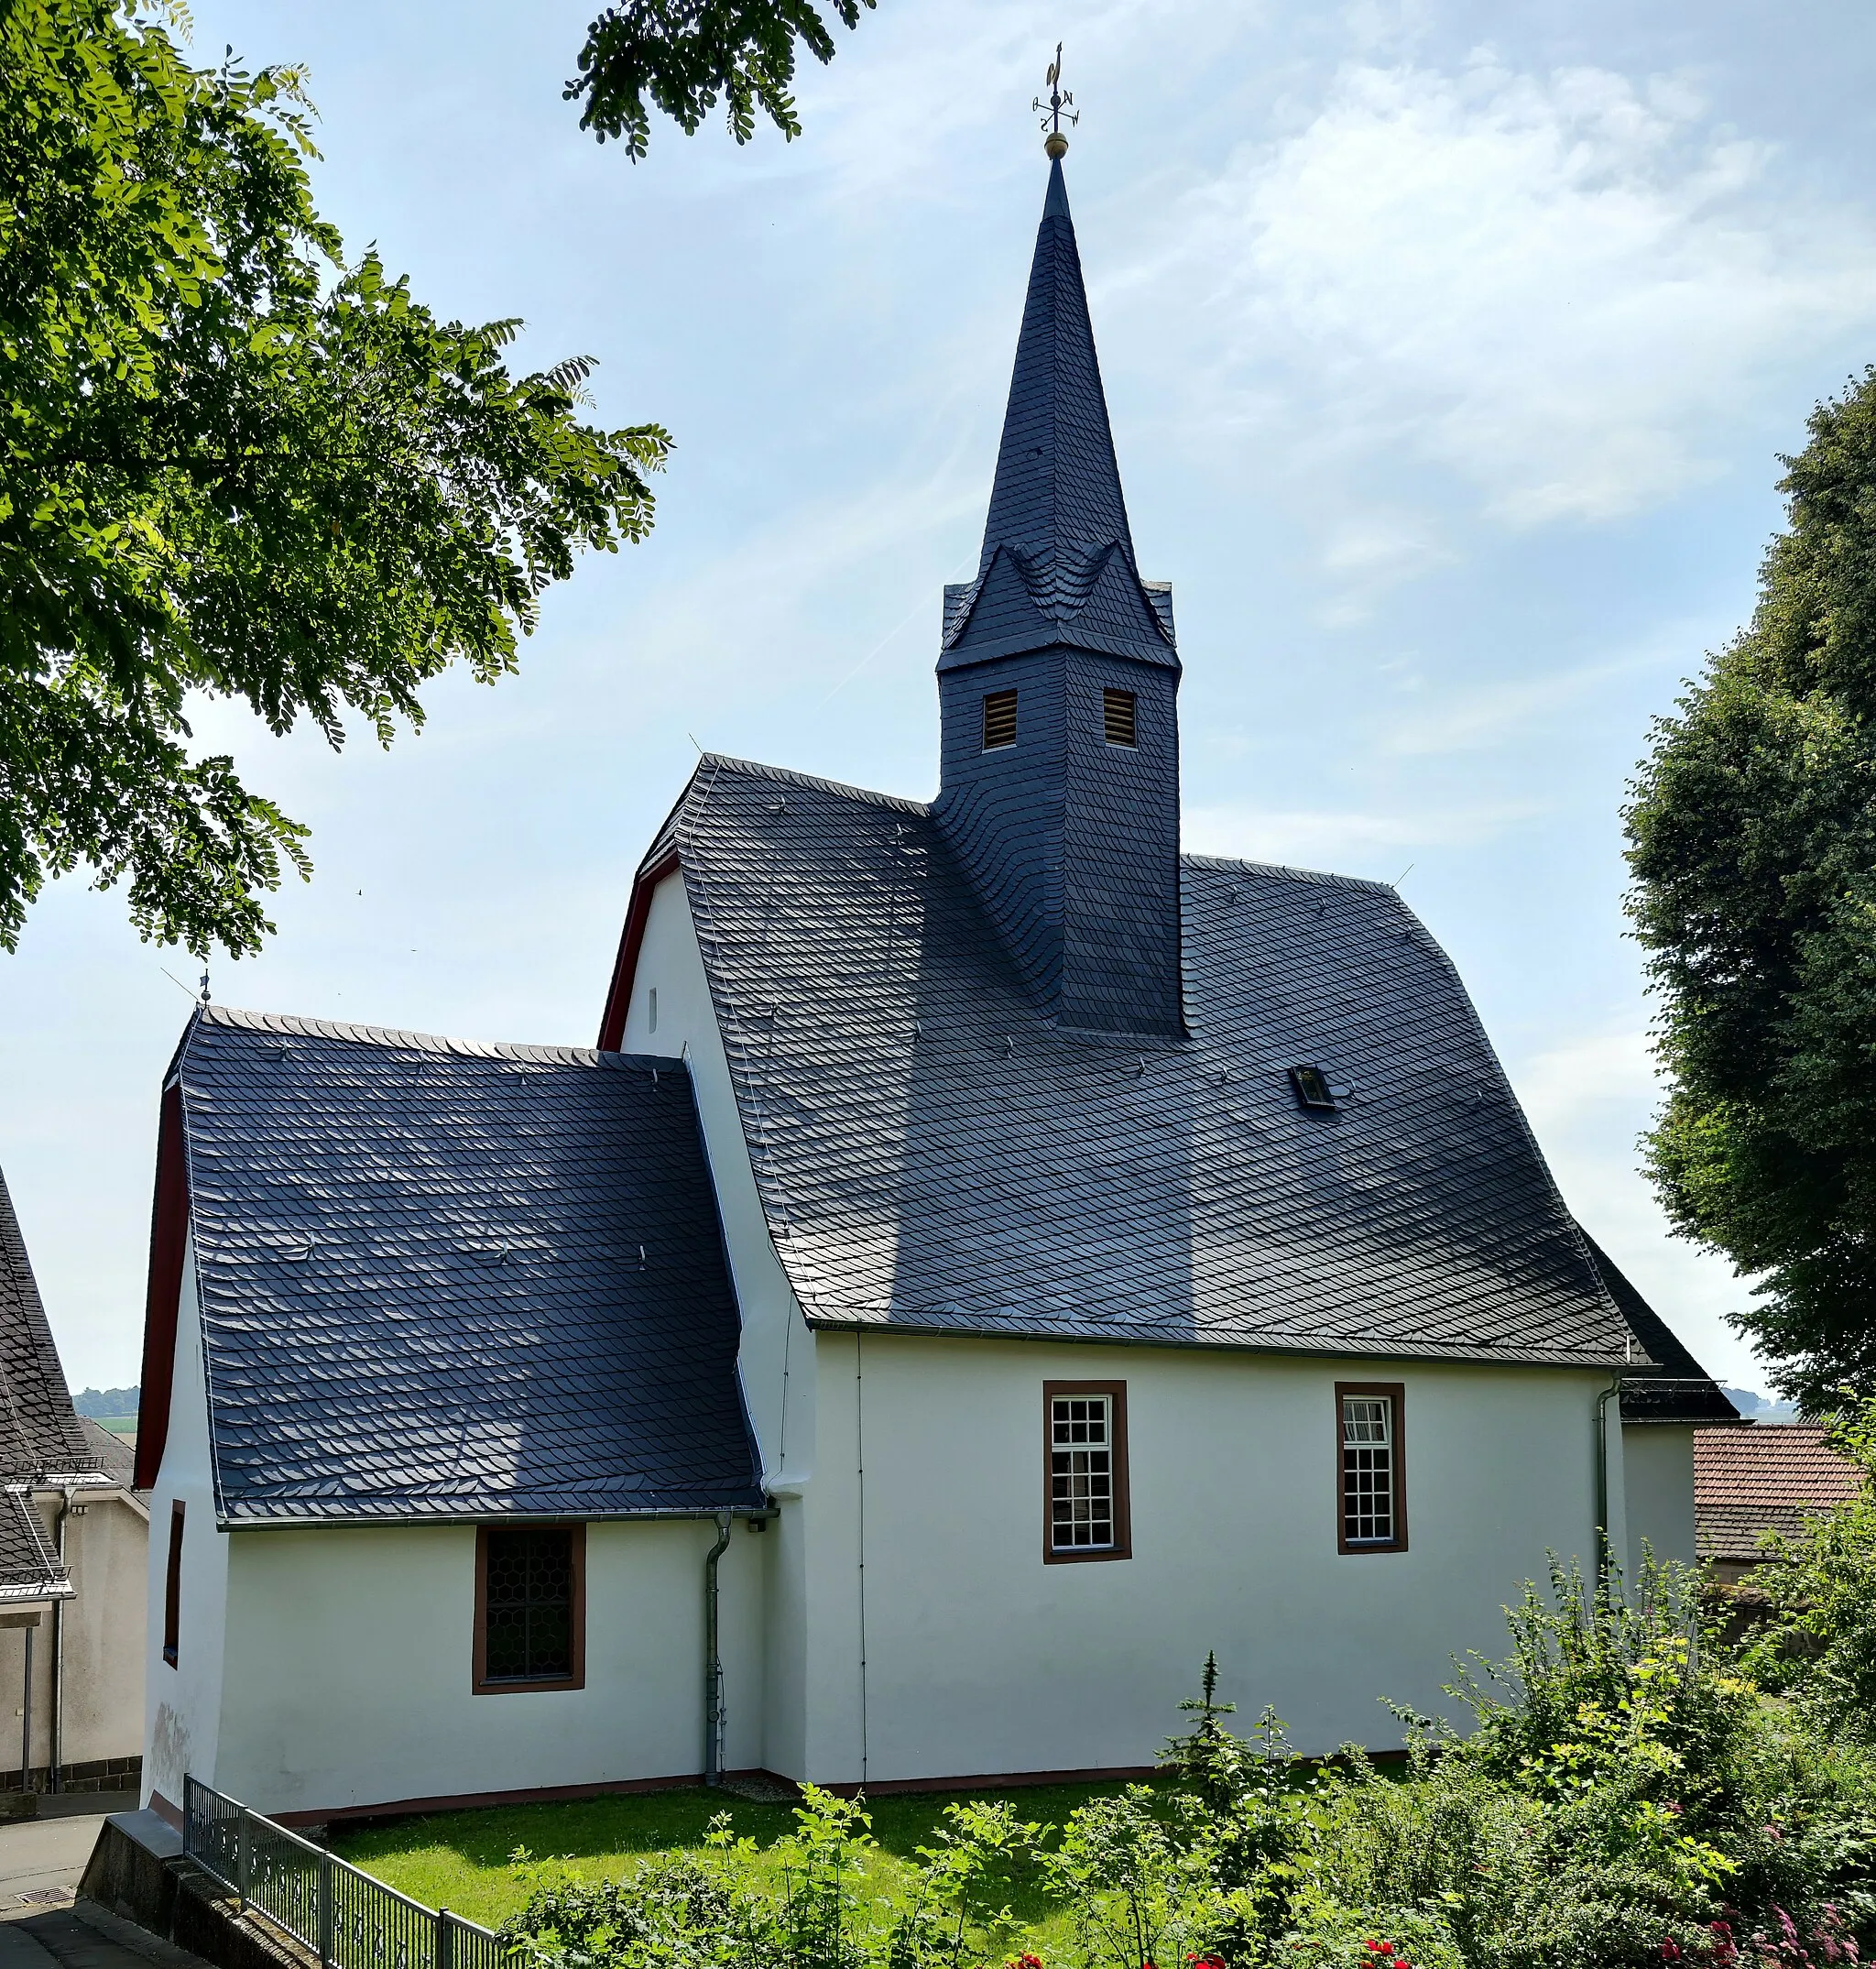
[
  {"xmin": 1336, "ymin": 1382, "xmax": 1407, "ymax": 1555},
  {"xmin": 473, "ymin": 1524, "xmax": 586, "ymax": 1694},
  {"xmin": 1043, "ymin": 1381, "xmax": 1131, "ymax": 1563},
  {"xmin": 162, "ymin": 1501, "xmax": 183, "ymax": 1668}
]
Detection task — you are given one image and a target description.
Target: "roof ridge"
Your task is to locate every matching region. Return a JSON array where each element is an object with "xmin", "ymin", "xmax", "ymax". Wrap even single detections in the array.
[
  {"xmin": 697, "ymin": 754, "xmax": 930, "ymax": 815},
  {"xmin": 196, "ymin": 1006, "xmax": 685, "ymax": 1071},
  {"xmin": 1181, "ymin": 853, "xmax": 1398, "ymax": 894}
]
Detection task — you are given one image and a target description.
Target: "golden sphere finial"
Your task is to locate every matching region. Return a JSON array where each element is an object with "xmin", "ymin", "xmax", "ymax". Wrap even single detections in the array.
[{"xmin": 1044, "ymin": 131, "xmax": 1068, "ymax": 159}]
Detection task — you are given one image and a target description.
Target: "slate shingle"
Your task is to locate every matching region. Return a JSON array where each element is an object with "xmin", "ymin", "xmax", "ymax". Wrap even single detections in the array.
[
  {"xmin": 174, "ymin": 1008, "xmax": 763, "ymax": 1521},
  {"xmin": 643, "ymin": 755, "xmax": 1659, "ymax": 1370},
  {"xmin": 0, "ymin": 1168, "xmax": 93, "ymax": 1481},
  {"xmin": 0, "ymin": 1488, "xmax": 69, "ymax": 1603}
]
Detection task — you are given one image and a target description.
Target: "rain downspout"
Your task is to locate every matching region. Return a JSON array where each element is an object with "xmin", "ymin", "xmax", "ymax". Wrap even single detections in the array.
[
  {"xmin": 703, "ymin": 1510, "xmax": 733, "ymax": 1786},
  {"xmin": 49, "ymin": 1487, "xmax": 71, "ymax": 1795},
  {"xmin": 1596, "ymin": 1374, "xmax": 1623, "ymax": 1590},
  {"xmin": 20, "ymin": 1619, "xmax": 32, "ymax": 1795}
]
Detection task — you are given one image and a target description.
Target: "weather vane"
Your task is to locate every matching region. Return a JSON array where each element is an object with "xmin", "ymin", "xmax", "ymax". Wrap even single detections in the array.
[{"xmin": 1033, "ymin": 42, "xmax": 1076, "ymax": 159}]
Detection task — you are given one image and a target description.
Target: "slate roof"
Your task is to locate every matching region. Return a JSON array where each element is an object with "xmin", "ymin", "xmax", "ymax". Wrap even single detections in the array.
[
  {"xmin": 0, "ymin": 1488, "xmax": 71, "ymax": 1603},
  {"xmin": 942, "ymin": 160, "xmax": 1176, "ymax": 673},
  {"xmin": 169, "ymin": 1007, "xmax": 763, "ymax": 1522},
  {"xmin": 1581, "ymin": 1237, "xmax": 1738, "ymax": 1424},
  {"xmin": 1696, "ymin": 1424, "xmax": 1863, "ymax": 1562},
  {"xmin": 0, "ymin": 1168, "xmax": 93, "ymax": 1481},
  {"xmin": 79, "ymin": 1417, "xmax": 136, "ymax": 1488},
  {"xmin": 633, "ymin": 753, "xmax": 1662, "ymax": 1369}
]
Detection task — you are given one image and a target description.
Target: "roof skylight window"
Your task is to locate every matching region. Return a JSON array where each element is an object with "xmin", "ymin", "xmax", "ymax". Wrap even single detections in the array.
[{"xmin": 1289, "ymin": 1064, "xmax": 1337, "ymax": 1110}]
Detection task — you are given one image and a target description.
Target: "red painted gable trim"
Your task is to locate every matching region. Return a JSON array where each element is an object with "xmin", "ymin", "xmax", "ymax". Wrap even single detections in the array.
[
  {"xmin": 134, "ymin": 1081, "xmax": 189, "ymax": 1491},
  {"xmin": 597, "ymin": 849, "xmax": 681, "ymax": 1052}
]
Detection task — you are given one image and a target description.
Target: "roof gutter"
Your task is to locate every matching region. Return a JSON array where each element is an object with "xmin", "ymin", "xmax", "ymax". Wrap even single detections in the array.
[{"xmin": 213, "ymin": 1504, "xmax": 769, "ymax": 1533}]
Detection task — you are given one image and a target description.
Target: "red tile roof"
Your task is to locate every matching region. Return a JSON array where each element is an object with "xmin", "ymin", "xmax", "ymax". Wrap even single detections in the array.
[{"xmin": 1695, "ymin": 1424, "xmax": 1864, "ymax": 1561}]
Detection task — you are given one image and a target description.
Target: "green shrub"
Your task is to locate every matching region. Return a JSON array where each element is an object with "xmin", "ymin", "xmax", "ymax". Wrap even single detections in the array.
[
  {"xmin": 494, "ymin": 1562, "xmax": 1875, "ymax": 1969},
  {"xmin": 1740, "ymin": 1391, "xmax": 1876, "ymax": 1745}
]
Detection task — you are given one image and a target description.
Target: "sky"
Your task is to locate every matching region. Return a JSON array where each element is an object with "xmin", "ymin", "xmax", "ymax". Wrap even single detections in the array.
[{"xmin": 6, "ymin": 0, "xmax": 1876, "ymax": 1395}]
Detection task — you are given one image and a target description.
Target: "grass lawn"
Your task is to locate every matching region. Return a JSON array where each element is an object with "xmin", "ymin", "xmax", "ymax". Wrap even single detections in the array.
[{"xmin": 330, "ymin": 1779, "xmax": 1144, "ymax": 1938}]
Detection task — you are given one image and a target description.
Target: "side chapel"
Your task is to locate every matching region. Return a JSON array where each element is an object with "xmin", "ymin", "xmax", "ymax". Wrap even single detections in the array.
[{"xmin": 133, "ymin": 145, "xmax": 1731, "ymax": 1824}]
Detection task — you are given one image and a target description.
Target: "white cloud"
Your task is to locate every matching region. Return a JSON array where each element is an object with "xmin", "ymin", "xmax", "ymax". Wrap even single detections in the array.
[{"xmin": 1154, "ymin": 54, "xmax": 1876, "ymax": 523}]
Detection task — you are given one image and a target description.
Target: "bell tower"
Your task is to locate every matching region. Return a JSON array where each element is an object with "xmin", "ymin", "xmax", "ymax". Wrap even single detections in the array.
[{"xmin": 933, "ymin": 137, "xmax": 1183, "ymax": 1038}]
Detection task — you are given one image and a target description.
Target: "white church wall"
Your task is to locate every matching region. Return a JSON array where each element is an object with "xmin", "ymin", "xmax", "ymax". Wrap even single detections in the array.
[
  {"xmin": 622, "ymin": 868, "xmax": 820, "ymax": 1777},
  {"xmin": 212, "ymin": 1515, "xmax": 769, "ymax": 1818},
  {"xmin": 143, "ymin": 1238, "xmax": 232, "ymax": 1811},
  {"xmin": 621, "ymin": 871, "xmax": 813, "ymax": 1486},
  {"xmin": 797, "ymin": 1331, "xmax": 1614, "ymax": 1783},
  {"xmin": 1621, "ymin": 1424, "xmax": 1698, "ymax": 1575}
]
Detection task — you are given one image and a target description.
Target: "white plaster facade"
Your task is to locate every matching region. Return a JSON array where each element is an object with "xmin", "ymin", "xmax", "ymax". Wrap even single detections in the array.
[
  {"xmin": 142, "ymin": 870, "xmax": 1676, "ymax": 1819},
  {"xmin": 0, "ymin": 1482, "xmax": 146, "ymax": 1788},
  {"xmin": 1621, "ymin": 1424, "xmax": 1698, "ymax": 1576}
]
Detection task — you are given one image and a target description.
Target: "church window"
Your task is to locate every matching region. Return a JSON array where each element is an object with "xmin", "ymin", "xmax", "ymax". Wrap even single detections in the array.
[
  {"xmin": 162, "ymin": 1501, "xmax": 183, "ymax": 1667},
  {"xmin": 982, "ymin": 690, "xmax": 1019, "ymax": 750},
  {"xmin": 474, "ymin": 1524, "xmax": 585, "ymax": 1691},
  {"xmin": 1337, "ymin": 1386, "xmax": 1405, "ymax": 1553},
  {"xmin": 1044, "ymin": 1383, "xmax": 1130, "ymax": 1561},
  {"xmin": 648, "ymin": 987, "xmax": 659, "ymax": 1034},
  {"xmin": 1102, "ymin": 689, "xmax": 1138, "ymax": 747}
]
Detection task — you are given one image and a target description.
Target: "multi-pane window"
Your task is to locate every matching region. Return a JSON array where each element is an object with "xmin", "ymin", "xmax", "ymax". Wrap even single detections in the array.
[
  {"xmin": 1045, "ymin": 1384, "xmax": 1129, "ymax": 1560},
  {"xmin": 476, "ymin": 1525, "xmax": 584, "ymax": 1690},
  {"xmin": 982, "ymin": 689, "xmax": 1019, "ymax": 750},
  {"xmin": 1051, "ymin": 1395, "xmax": 1113, "ymax": 1548},
  {"xmin": 1102, "ymin": 688, "xmax": 1138, "ymax": 747},
  {"xmin": 1338, "ymin": 1386, "xmax": 1405, "ymax": 1552}
]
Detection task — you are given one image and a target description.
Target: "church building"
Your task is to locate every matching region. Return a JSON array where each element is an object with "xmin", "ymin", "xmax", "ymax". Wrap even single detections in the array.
[{"xmin": 133, "ymin": 150, "xmax": 1730, "ymax": 1825}]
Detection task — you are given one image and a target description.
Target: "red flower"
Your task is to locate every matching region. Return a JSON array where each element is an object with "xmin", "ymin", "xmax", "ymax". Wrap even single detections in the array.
[{"xmin": 1660, "ymin": 1944, "xmax": 1682, "ymax": 1964}]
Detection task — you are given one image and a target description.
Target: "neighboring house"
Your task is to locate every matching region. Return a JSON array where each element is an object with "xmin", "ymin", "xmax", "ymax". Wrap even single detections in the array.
[
  {"xmin": 1696, "ymin": 1425, "xmax": 1861, "ymax": 1586},
  {"xmin": 1, "ymin": 1171, "xmax": 148, "ymax": 1794},
  {"xmin": 134, "ymin": 155, "xmax": 1728, "ymax": 1824}
]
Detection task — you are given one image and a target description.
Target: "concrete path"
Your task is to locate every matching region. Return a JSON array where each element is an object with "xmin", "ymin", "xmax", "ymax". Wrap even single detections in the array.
[
  {"xmin": 0, "ymin": 1798, "xmax": 136, "ymax": 1912},
  {"xmin": 0, "ymin": 1901, "xmax": 207, "ymax": 1969}
]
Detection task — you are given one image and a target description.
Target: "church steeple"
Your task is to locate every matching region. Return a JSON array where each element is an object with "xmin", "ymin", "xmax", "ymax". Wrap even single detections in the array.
[
  {"xmin": 933, "ymin": 148, "xmax": 1185, "ymax": 1040},
  {"xmin": 939, "ymin": 159, "xmax": 1177, "ymax": 674}
]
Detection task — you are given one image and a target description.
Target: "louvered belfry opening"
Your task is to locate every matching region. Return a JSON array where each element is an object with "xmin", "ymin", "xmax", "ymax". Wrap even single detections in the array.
[
  {"xmin": 933, "ymin": 156, "xmax": 1185, "ymax": 1037},
  {"xmin": 1102, "ymin": 688, "xmax": 1137, "ymax": 748}
]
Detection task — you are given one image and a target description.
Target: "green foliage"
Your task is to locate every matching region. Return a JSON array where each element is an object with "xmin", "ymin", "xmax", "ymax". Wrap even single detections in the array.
[
  {"xmin": 1741, "ymin": 1391, "xmax": 1876, "ymax": 1743},
  {"xmin": 1626, "ymin": 368, "xmax": 1876, "ymax": 1403},
  {"xmin": 566, "ymin": 0, "xmax": 878, "ymax": 159},
  {"xmin": 1, "ymin": 0, "xmax": 668, "ymax": 956},
  {"xmin": 480, "ymin": 1575, "xmax": 1876, "ymax": 1969}
]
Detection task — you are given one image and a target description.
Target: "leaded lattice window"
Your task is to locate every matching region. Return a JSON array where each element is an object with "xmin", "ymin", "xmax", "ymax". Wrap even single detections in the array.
[
  {"xmin": 484, "ymin": 1526, "xmax": 574, "ymax": 1681},
  {"xmin": 1342, "ymin": 1395, "xmax": 1395, "ymax": 1545},
  {"xmin": 1050, "ymin": 1395, "xmax": 1115, "ymax": 1550}
]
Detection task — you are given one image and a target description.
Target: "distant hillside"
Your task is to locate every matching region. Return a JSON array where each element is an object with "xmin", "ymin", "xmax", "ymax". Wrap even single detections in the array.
[{"xmin": 74, "ymin": 1385, "xmax": 138, "ymax": 1420}]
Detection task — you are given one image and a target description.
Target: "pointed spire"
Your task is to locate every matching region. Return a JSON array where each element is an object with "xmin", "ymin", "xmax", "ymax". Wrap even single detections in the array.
[{"xmin": 942, "ymin": 161, "xmax": 1176, "ymax": 671}]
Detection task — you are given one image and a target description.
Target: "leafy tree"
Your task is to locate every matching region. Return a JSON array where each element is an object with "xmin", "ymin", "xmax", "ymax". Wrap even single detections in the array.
[
  {"xmin": 1626, "ymin": 370, "xmax": 1876, "ymax": 1405},
  {"xmin": 1742, "ymin": 1391, "xmax": 1876, "ymax": 1743},
  {"xmin": 567, "ymin": 0, "xmax": 878, "ymax": 158},
  {"xmin": 2, "ymin": 0, "xmax": 669, "ymax": 957}
]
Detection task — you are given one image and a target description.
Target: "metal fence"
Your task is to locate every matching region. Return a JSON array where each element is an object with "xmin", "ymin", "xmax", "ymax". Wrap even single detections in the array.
[{"xmin": 182, "ymin": 1774, "xmax": 516, "ymax": 1969}]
